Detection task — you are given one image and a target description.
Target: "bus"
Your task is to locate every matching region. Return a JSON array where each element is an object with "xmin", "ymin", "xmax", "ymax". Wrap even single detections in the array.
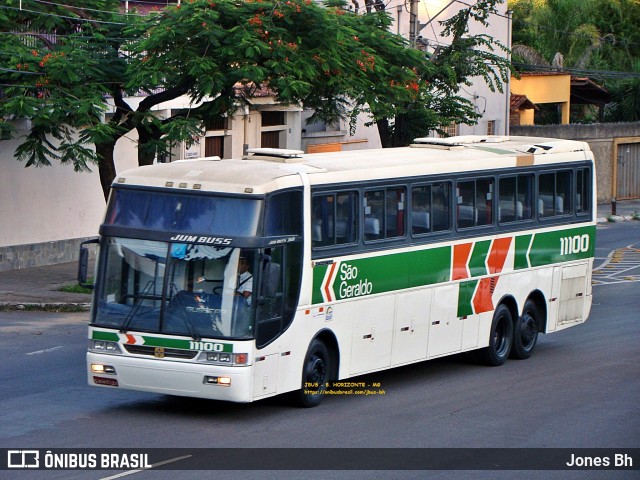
[{"xmin": 82, "ymin": 135, "xmax": 596, "ymax": 407}]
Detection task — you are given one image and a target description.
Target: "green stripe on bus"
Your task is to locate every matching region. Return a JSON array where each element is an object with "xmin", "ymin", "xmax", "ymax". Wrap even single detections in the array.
[
  {"xmin": 91, "ymin": 330, "xmax": 232, "ymax": 352},
  {"xmin": 518, "ymin": 225, "xmax": 595, "ymax": 269},
  {"xmin": 92, "ymin": 331, "xmax": 120, "ymax": 342},
  {"xmin": 311, "ymin": 225, "xmax": 595, "ymax": 305},
  {"xmin": 312, "ymin": 246, "xmax": 450, "ymax": 304},
  {"xmin": 140, "ymin": 337, "xmax": 233, "ymax": 352},
  {"xmin": 406, "ymin": 246, "xmax": 451, "ymax": 288}
]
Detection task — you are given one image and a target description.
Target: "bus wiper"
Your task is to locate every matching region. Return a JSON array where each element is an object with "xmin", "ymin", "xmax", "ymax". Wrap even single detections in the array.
[
  {"xmin": 166, "ymin": 288, "xmax": 201, "ymax": 341},
  {"xmin": 120, "ymin": 280, "xmax": 155, "ymax": 334}
]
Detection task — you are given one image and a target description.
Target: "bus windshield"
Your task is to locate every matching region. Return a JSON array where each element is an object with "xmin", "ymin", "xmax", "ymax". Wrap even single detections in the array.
[
  {"xmin": 106, "ymin": 188, "xmax": 262, "ymax": 237},
  {"xmin": 93, "ymin": 237, "xmax": 257, "ymax": 340}
]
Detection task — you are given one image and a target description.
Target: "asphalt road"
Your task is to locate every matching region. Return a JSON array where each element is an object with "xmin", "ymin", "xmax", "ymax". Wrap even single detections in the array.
[{"xmin": 1, "ymin": 221, "xmax": 639, "ymax": 480}]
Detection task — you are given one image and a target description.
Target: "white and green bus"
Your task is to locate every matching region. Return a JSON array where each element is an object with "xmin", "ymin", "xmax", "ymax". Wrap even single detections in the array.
[{"xmin": 83, "ymin": 136, "xmax": 596, "ymax": 407}]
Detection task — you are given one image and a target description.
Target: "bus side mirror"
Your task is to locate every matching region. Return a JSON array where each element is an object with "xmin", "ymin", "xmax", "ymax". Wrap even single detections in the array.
[{"xmin": 78, "ymin": 238, "xmax": 99, "ymax": 289}]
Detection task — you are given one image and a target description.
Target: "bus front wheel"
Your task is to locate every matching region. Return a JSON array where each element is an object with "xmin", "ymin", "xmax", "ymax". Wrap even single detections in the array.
[
  {"xmin": 510, "ymin": 299, "xmax": 539, "ymax": 359},
  {"xmin": 297, "ymin": 340, "xmax": 331, "ymax": 408},
  {"xmin": 476, "ymin": 304, "xmax": 513, "ymax": 366}
]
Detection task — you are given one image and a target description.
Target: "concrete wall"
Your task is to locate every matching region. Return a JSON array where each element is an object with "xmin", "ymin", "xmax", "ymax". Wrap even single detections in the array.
[
  {"xmin": 0, "ymin": 124, "xmax": 103, "ymax": 271},
  {"xmin": 510, "ymin": 122, "xmax": 640, "ymax": 203},
  {"xmin": 0, "ymin": 122, "xmax": 139, "ymax": 272}
]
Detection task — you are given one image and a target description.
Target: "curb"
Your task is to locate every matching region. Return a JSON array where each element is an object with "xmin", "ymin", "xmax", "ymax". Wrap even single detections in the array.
[
  {"xmin": 0, "ymin": 302, "xmax": 91, "ymax": 312},
  {"xmin": 597, "ymin": 215, "xmax": 640, "ymax": 224}
]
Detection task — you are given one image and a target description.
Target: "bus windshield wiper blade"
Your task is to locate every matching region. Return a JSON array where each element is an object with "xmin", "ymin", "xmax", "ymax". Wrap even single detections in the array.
[{"xmin": 120, "ymin": 280, "xmax": 155, "ymax": 334}]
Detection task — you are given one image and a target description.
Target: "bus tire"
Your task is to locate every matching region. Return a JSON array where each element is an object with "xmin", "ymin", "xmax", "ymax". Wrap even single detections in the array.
[
  {"xmin": 476, "ymin": 304, "xmax": 513, "ymax": 366},
  {"xmin": 297, "ymin": 340, "xmax": 331, "ymax": 408},
  {"xmin": 510, "ymin": 299, "xmax": 539, "ymax": 360}
]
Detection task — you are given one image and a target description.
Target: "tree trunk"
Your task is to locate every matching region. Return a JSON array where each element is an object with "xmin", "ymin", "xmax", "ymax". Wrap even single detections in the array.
[
  {"xmin": 96, "ymin": 141, "xmax": 117, "ymax": 202},
  {"xmin": 392, "ymin": 114, "xmax": 407, "ymax": 147},
  {"xmin": 376, "ymin": 118, "xmax": 393, "ymax": 148},
  {"xmin": 136, "ymin": 124, "xmax": 162, "ymax": 167}
]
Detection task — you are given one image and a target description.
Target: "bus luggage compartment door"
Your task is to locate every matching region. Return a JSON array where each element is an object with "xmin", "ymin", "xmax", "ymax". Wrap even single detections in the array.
[
  {"xmin": 391, "ymin": 289, "xmax": 431, "ymax": 366},
  {"xmin": 557, "ymin": 262, "xmax": 589, "ymax": 328},
  {"xmin": 252, "ymin": 353, "xmax": 278, "ymax": 399},
  {"xmin": 349, "ymin": 296, "xmax": 395, "ymax": 375},
  {"xmin": 428, "ymin": 284, "xmax": 464, "ymax": 358}
]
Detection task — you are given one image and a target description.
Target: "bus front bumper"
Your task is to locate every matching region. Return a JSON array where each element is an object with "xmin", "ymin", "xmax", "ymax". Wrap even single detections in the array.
[{"xmin": 87, "ymin": 352, "xmax": 253, "ymax": 403}]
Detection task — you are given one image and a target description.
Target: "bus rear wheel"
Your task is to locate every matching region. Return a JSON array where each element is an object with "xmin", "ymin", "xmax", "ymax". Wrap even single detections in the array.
[
  {"xmin": 475, "ymin": 304, "xmax": 513, "ymax": 366},
  {"xmin": 510, "ymin": 299, "xmax": 539, "ymax": 359},
  {"xmin": 297, "ymin": 340, "xmax": 331, "ymax": 408}
]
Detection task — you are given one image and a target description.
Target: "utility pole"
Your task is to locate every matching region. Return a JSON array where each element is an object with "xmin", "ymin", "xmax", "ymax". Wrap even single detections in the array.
[
  {"xmin": 505, "ymin": 10, "xmax": 513, "ymax": 136},
  {"xmin": 409, "ymin": 0, "xmax": 418, "ymax": 46}
]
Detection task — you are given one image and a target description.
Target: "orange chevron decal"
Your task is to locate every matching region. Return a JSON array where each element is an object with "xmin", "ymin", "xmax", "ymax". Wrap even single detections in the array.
[
  {"xmin": 473, "ymin": 277, "xmax": 499, "ymax": 314},
  {"xmin": 487, "ymin": 237, "xmax": 512, "ymax": 274},
  {"xmin": 452, "ymin": 242, "xmax": 473, "ymax": 280},
  {"xmin": 125, "ymin": 334, "xmax": 136, "ymax": 344}
]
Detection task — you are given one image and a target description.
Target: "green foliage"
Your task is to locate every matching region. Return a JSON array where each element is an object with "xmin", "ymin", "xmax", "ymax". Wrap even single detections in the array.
[
  {"xmin": 1, "ymin": 0, "xmax": 511, "ymax": 194},
  {"xmin": 0, "ymin": 0, "xmax": 132, "ymax": 178},
  {"xmin": 605, "ymin": 60, "xmax": 640, "ymax": 122},
  {"xmin": 510, "ymin": 0, "xmax": 640, "ymax": 122},
  {"xmin": 59, "ymin": 281, "xmax": 93, "ymax": 295}
]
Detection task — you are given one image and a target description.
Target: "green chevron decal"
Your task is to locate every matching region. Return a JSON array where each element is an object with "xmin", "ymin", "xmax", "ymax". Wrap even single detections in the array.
[{"xmin": 457, "ymin": 280, "xmax": 478, "ymax": 317}]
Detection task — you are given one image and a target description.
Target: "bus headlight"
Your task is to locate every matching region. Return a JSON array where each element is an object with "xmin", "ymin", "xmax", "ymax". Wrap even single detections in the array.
[
  {"xmin": 88, "ymin": 340, "xmax": 122, "ymax": 354},
  {"xmin": 198, "ymin": 352, "xmax": 249, "ymax": 365},
  {"xmin": 204, "ymin": 375, "xmax": 231, "ymax": 386},
  {"xmin": 91, "ymin": 364, "xmax": 117, "ymax": 374}
]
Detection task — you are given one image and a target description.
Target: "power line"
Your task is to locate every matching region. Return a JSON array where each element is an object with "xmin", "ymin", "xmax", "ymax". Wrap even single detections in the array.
[
  {"xmin": 0, "ymin": 4, "xmax": 131, "ymax": 25},
  {"xmin": 32, "ymin": 0, "xmax": 138, "ymax": 16},
  {"xmin": 513, "ymin": 63, "xmax": 640, "ymax": 80}
]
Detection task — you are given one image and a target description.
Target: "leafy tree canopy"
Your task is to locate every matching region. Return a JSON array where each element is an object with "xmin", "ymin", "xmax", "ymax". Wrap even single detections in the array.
[{"xmin": 1, "ymin": 0, "xmax": 511, "ymax": 199}]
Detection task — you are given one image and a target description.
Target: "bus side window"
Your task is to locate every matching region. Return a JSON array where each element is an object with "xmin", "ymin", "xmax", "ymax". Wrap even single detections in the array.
[
  {"xmin": 364, "ymin": 190, "xmax": 384, "ymax": 240},
  {"xmin": 312, "ymin": 192, "xmax": 358, "ymax": 248},
  {"xmin": 411, "ymin": 186, "xmax": 432, "ymax": 234},
  {"xmin": 456, "ymin": 178, "xmax": 494, "ymax": 229},
  {"xmin": 265, "ymin": 190, "xmax": 303, "ymax": 236},
  {"xmin": 576, "ymin": 168, "xmax": 591, "ymax": 215},
  {"xmin": 499, "ymin": 174, "xmax": 533, "ymax": 224},
  {"xmin": 412, "ymin": 181, "xmax": 451, "ymax": 236},
  {"xmin": 431, "ymin": 182, "xmax": 451, "ymax": 231},
  {"xmin": 364, "ymin": 187, "xmax": 406, "ymax": 241},
  {"xmin": 539, "ymin": 170, "xmax": 572, "ymax": 218}
]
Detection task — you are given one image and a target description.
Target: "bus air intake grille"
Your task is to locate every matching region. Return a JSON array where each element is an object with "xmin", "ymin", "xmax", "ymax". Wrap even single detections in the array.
[{"xmin": 124, "ymin": 345, "xmax": 198, "ymax": 359}]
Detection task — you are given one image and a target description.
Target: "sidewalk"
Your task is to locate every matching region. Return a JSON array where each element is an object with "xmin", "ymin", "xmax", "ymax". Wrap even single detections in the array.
[
  {"xmin": 596, "ymin": 198, "xmax": 640, "ymax": 223},
  {"xmin": 0, "ymin": 261, "xmax": 93, "ymax": 310},
  {"xmin": 0, "ymin": 200, "xmax": 639, "ymax": 310}
]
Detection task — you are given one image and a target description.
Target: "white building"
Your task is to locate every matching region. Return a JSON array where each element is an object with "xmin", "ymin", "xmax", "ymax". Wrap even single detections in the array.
[{"xmin": 411, "ymin": 0, "xmax": 511, "ymax": 137}]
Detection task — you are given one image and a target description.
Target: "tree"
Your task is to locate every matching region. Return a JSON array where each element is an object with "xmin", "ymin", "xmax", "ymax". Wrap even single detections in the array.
[
  {"xmin": 352, "ymin": 0, "xmax": 512, "ymax": 147},
  {"xmin": 0, "ymin": 0, "xmax": 152, "ymax": 198},
  {"xmin": 510, "ymin": 0, "xmax": 640, "ymax": 122},
  {"xmin": 1, "ymin": 0, "xmax": 510, "ymax": 199}
]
